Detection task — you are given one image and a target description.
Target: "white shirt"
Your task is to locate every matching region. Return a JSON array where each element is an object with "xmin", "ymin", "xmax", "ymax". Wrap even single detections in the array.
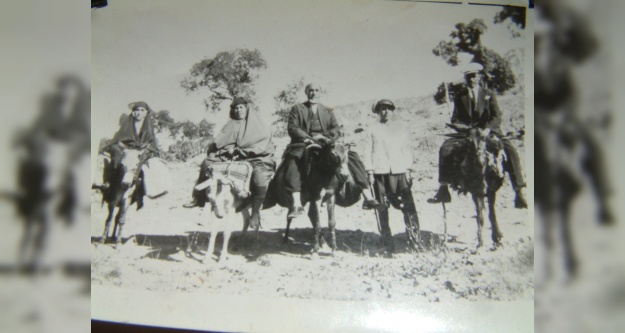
[
  {"xmin": 362, "ymin": 118, "xmax": 414, "ymax": 174},
  {"xmin": 309, "ymin": 103, "xmax": 318, "ymax": 115}
]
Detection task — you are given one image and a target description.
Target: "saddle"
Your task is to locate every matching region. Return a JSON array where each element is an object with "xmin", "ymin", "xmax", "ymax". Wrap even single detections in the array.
[{"xmin": 204, "ymin": 161, "xmax": 254, "ymax": 199}]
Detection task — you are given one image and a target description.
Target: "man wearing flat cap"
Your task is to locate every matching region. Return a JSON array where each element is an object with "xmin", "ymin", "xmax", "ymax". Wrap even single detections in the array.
[
  {"xmin": 363, "ymin": 99, "xmax": 421, "ymax": 256},
  {"xmin": 428, "ymin": 62, "xmax": 528, "ymax": 208}
]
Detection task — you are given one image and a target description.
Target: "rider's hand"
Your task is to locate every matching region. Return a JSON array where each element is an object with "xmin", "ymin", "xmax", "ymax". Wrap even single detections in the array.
[
  {"xmin": 304, "ymin": 138, "xmax": 314, "ymax": 145},
  {"xmin": 313, "ymin": 134, "xmax": 329, "ymax": 144},
  {"xmin": 367, "ymin": 171, "xmax": 375, "ymax": 186}
]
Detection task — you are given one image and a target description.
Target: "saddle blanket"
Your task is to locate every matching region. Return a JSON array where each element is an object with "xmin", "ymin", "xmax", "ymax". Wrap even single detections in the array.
[
  {"xmin": 198, "ymin": 161, "xmax": 253, "ymax": 197},
  {"xmin": 141, "ymin": 157, "xmax": 171, "ymax": 198}
]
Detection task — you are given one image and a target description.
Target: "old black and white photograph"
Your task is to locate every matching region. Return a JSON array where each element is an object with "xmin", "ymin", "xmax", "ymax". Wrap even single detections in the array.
[{"xmin": 91, "ymin": 0, "xmax": 532, "ymax": 331}]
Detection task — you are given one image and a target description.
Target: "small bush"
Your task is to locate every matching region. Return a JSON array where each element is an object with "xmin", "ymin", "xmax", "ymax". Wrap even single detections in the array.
[{"xmin": 163, "ymin": 137, "xmax": 212, "ymax": 162}]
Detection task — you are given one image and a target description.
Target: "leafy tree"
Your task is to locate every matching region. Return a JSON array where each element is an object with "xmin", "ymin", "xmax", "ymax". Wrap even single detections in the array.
[
  {"xmin": 494, "ymin": 5, "xmax": 526, "ymax": 38},
  {"xmin": 432, "ymin": 18, "xmax": 516, "ymax": 102},
  {"xmin": 198, "ymin": 119, "xmax": 215, "ymax": 138},
  {"xmin": 272, "ymin": 77, "xmax": 305, "ymax": 137},
  {"xmin": 179, "ymin": 120, "xmax": 198, "ymax": 139},
  {"xmin": 180, "ymin": 48, "xmax": 267, "ymax": 112},
  {"xmin": 433, "ymin": 82, "xmax": 466, "ymax": 106},
  {"xmin": 153, "ymin": 110, "xmax": 176, "ymax": 133}
]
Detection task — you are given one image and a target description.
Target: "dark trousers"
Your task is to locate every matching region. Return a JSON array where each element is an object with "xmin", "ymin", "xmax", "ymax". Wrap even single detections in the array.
[
  {"xmin": 372, "ymin": 174, "xmax": 420, "ymax": 252},
  {"xmin": 347, "ymin": 151, "xmax": 370, "ymax": 190},
  {"xmin": 283, "ymin": 156, "xmax": 305, "ymax": 193},
  {"xmin": 284, "ymin": 149, "xmax": 370, "ymax": 194},
  {"xmin": 438, "ymin": 137, "xmax": 526, "ymax": 190}
]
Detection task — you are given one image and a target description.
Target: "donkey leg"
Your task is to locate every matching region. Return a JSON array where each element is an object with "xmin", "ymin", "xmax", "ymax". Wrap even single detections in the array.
[
  {"xmin": 219, "ymin": 229, "xmax": 232, "ymax": 264},
  {"xmin": 235, "ymin": 209, "xmax": 251, "ymax": 252},
  {"xmin": 326, "ymin": 196, "xmax": 337, "ymax": 253},
  {"xmin": 19, "ymin": 218, "xmax": 37, "ymax": 269},
  {"xmin": 487, "ymin": 193, "xmax": 503, "ymax": 246},
  {"xmin": 114, "ymin": 200, "xmax": 128, "ymax": 249},
  {"xmin": 560, "ymin": 206, "xmax": 579, "ymax": 278},
  {"xmin": 204, "ymin": 228, "xmax": 218, "ymax": 264},
  {"xmin": 32, "ymin": 213, "xmax": 50, "ymax": 272},
  {"xmin": 309, "ymin": 201, "xmax": 321, "ymax": 255},
  {"xmin": 472, "ymin": 194, "xmax": 485, "ymax": 249},
  {"xmin": 541, "ymin": 208, "xmax": 558, "ymax": 280},
  {"xmin": 284, "ymin": 217, "xmax": 293, "ymax": 244},
  {"xmin": 101, "ymin": 204, "xmax": 115, "ymax": 244}
]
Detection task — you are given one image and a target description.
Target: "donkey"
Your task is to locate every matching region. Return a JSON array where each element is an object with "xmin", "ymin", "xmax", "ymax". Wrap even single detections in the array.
[
  {"xmin": 280, "ymin": 142, "xmax": 353, "ymax": 256},
  {"xmin": 94, "ymin": 144, "xmax": 147, "ymax": 247},
  {"xmin": 193, "ymin": 162, "xmax": 256, "ymax": 264},
  {"xmin": 444, "ymin": 124, "xmax": 506, "ymax": 249},
  {"xmin": 1, "ymin": 134, "xmax": 68, "ymax": 272}
]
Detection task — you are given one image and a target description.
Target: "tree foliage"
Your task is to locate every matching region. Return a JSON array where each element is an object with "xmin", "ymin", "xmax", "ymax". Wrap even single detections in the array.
[
  {"xmin": 198, "ymin": 119, "xmax": 215, "ymax": 138},
  {"xmin": 181, "ymin": 48, "xmax": 267, "ymax": 112},
  {"xmin": 433, "ymin": 82, "xmax": 466, "ymax": 106},
  {"xmin": 272, "ymin": 77, "xmax": 306, "ymax": 137},
  {"xmin": 432, "ymin": 18, "xmax": 516, "ymax": 103},
  {"xmin": 179, "ymin": 120, "xmax": 198, "ymax": 140},
  {"xmin": 494, "ymin": 6, "xmax": 526, "ymax": 38},
  {"xmin": 153, "ymin": 110, "xmax": 175, "ymax": 133},
  {"xmin": 494, "ymin": 5, "xmax": 526, "ymax": 29}
]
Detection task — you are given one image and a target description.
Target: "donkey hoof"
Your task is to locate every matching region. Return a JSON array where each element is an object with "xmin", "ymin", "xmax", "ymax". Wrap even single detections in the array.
[{"xmin": 310, "ymin": 252, "xmax": 319, "ymax": 260}]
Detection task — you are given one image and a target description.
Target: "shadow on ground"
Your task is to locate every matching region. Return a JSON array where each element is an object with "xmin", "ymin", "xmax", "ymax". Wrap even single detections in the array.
[{"xmin": 91, "ymin": 228, "xmax": 449, "ymax": 262}]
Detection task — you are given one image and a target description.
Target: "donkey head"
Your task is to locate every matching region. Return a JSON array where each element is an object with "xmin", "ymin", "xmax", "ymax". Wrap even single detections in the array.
[
  {"xmin": 195, "ymin": 170, "xmax": 234, "ymax": 219},
  {"xmin": 310, "ymin": 141, "xmax": 349, "ymax": 178},
  {"xmin": 461, "ymin": 128, "xmax": 491, "ymax": 195},
  {"xmin": 461, "ymin": 128, "xmax": 506, "ymax": 195},
  {"xmin": 108, "ymin": 144, "xmax": 144, "ymax": 190}
]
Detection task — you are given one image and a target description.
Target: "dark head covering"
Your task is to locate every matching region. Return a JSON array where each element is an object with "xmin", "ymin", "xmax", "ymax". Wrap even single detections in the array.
[
  {"xmin": 229, "ymin": 97, "xmax": 249, "ymax": 119},
  {"xmin": 128, "ymin": 101, "xmax": 154, "ymax": 113},
  {"xmin": 111, "ymin": 102, "xmax": 158, "ymax": 153},
  {"xmin": 213, "ymin": 100, "xmax": 274, "ymax": 158},
  {"xmin": 373, "ymin": 99, "xmax": 396, "ymax": 113}
]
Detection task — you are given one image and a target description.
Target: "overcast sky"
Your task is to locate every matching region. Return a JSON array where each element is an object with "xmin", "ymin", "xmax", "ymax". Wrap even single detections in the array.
[{"xmin": 92, "ymin": 0, "xmax": 527, "ymax": 149}]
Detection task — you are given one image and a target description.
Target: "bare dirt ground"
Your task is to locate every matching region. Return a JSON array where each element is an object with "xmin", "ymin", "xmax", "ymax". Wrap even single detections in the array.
[{"xmin": 91, "ymin": 95, "xmax": 533, "ymax": 302}]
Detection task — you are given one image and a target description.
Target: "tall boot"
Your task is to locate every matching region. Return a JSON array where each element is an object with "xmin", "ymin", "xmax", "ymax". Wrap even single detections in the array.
[
  {"xmin": 249, "ymin": 186, "xmax": 268, "ymax": 229},
  {"xmin": 427, "ymin": 185, "xmax": 451, "ymax": 204}
]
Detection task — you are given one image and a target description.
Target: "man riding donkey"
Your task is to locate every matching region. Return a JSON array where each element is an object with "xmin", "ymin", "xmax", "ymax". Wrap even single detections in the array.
[
  {"xmin": 263, "ymin": 83, "xmax": 382, "ymax": 220},
  {"xmin": 427, "ymin": 63, "xmax": 528, "ymax": 209},
  {"xmin": 362, "ymin": 99, "xmax": 421, "ymax": 257}
]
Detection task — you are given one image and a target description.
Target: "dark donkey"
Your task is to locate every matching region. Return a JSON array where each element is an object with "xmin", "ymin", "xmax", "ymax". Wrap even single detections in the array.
[
  {"xmin": 93, "ymin": 143, "xmax": 148, "ymax": 247},
  {"xmin": 265, "ymin": 141, "xmax": 353, "ymax": 256},
  {"xmin": 442, "ymin": 123, "xmax": 506, "ymax": 249}
]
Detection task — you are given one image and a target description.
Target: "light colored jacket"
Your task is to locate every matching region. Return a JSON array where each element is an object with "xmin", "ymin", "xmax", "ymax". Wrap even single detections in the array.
[{"xmin": 362, "ymin": 120, "xmax": 414, "ymax": 174}]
